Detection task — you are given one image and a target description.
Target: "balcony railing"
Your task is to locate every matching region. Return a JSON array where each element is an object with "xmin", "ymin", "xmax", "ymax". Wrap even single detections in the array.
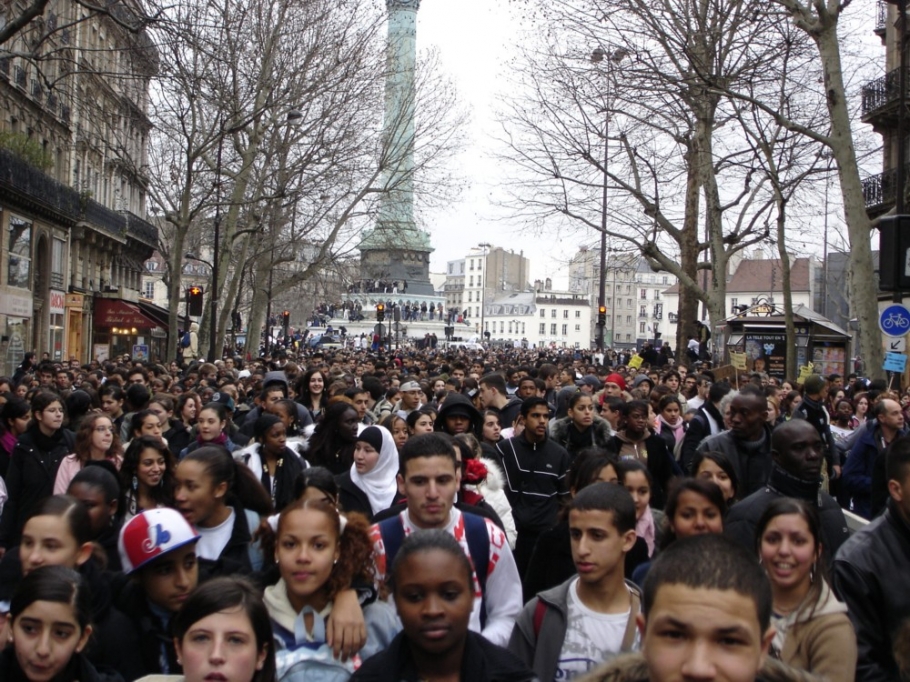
[
  {"xmin": 862, "ymin": 67, "xmax": 910, "ymax": 118},
  {"xmin": 0, "ymin": 149, "xmax": 158, "ymax": 248},
  {"xmin": 876, "ymin": 0, "xmax": 888, "ymax": 35},
  {"xmin": 863, "ymin": 165, "xmax": 910, "ymax": 210}
]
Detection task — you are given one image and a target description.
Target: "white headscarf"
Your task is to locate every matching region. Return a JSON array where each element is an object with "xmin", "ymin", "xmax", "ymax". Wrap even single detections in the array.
[{"xmin": 349, "ymin": 425, "xmax": 399, "ymax": 515}]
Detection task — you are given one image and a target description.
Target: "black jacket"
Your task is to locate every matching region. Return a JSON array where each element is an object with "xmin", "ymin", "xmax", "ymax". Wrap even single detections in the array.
[
  {"xmin": 680, "ymin": 401, "xmax": 724, "ymax": 473},
  {"xmin": 523, "ymin": 518, "xmax": 649, "ymax": 600},
  {"xmin": 435, "ymin": 392, "xmax": 482, "ymax": 436},
  {"xmin": 197, "ymin": 505, "xmax": 257, "ymax": 583},
  {"xmin": 0, "ymin": 424, "xmax": 76, "ymax": 547},
  {"xmin": 351, "ymin": 629, "xmax": 536, "ymax": 682},
  {"xmin": 695, "ymin": 424, "xmax": 775, "ymax": 498},
  {"xmin": 112, "ymin": 575, "xmax": 182, "ymax": 679},
  {"xmin": 336, "ymin": 470, "xmax": 397, "ymax": 522},
  {"xmin": 724, "ymin": 464, "xmax": 849, "ymax": 567},
  {"xmin": 604, "ymin": 433, "xmax": 682, "ymax": 510},
  {"xmin": 0, "ymin": 648, "xmax": 103, "ymax": 682},
  {"xmin": 164, "ymin": 420, "xmax": 192, "ymax": 458},
  {"xmin": 833, "ymin": 501, "xmax": 910, "ymax": 682},
  {"xmin": 495, "ymin": 433, "xmax": 571, "ymax": 532}
]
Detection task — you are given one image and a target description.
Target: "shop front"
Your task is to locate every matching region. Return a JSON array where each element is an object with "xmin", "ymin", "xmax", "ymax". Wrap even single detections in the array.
[
  {"xmin": 0, "ymin": 288, "xmax": 32, "ymax": 377},
  {"xmin": 92, "ymin": 297, "xmax": 174, "ymax": 363},
  {"xmin": 722, "ymin": 304, "xmax": 851, "ymax": 379}
]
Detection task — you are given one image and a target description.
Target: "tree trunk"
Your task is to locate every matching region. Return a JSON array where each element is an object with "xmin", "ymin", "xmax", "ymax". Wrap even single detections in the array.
[
  {"xmin": 775, "ymin": 203, "xmax": 797, "ymax": 377},
  {"xmin": 817, "ymin": 28, "xmax": 882, "ymax": 378},
  {"xmin": 676, "ymin": 144, "xmax": 702, "ymax": 360}
]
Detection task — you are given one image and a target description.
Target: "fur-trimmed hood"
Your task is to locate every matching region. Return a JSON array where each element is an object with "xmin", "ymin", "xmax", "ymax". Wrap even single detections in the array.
[{"xmin": 578, "ymin": 652, "xmax": 823, "ymax": 682}]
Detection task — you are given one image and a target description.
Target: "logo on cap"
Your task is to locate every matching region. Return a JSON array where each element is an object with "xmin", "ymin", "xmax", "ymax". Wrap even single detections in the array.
[{"xmin": 142, "ymin": 523, "xmax": 172, "ymax": 552}]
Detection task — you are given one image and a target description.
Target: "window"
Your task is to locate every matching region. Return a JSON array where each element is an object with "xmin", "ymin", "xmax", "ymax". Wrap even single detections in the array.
[
  {"xmin": 640, "ymin": 305, "xmax": 647, "ymax": 317},
  {"xmin": 539, "ymin": 323, "xmax": 546, "ymax": 335},
  {"xmin": 730, "ymin": 298, "xmax": 739, "ymax": 313},
  {"xmin": 626, "ymin": 315, "xmax": 632, "ymax": 324},
  {"xmin": 8, "ymin": 215, "xmax": 32, "ymax": 288},
  {"xmin": 469, "ymin": 276, "xmax": 474, "ymax": 286},
  {"xmin": 143, "ymin": 280, "xmax": 155, "ymax": 299},
  {"xmin": 654, "ymin": 290, "xmax": 660, "ymax": 300},
  {"xmin": 575, "ymin": 324, "xmax": 581, "ymax": 331},
  {"xmin": 640, "ymin": 322, "xmax": 646, "ymax": 334},
  {"xmin": 563, "ymin": 310, "xmax": 569, "ymax": 318},
  {"xmin": 627, "ymin": 299, "xmax": 633, "ymax": 308},
  {"xmin": 551, "ymin": 309, "xmax": 557, "ymax": 318},
  {"xmin": 662, "ymin": 276, "xmax": 668, "ymax": 284},
  {"xmin": 468, "ymin": 291, "xmax": 472, "ymax": 302},
  {"xmin": 51, "ymin": 238, "xmax": 65, "ymax": 289},
  {"xmin": 640, "ymin": 288, "xmax": 647, "ymax": 299},
  {"xmin": 625, "ymin": 284, "xmax": 631, "ymax": 294},
  {"xmin": 500, "ymin": 321, "xmax": 504, "ymax": 333},
  {"xmin": 561, "ymin": 324, "xmax": 568, "ymax": 335},
  {"xmin": 508, "ymin": 321, "xmax": 512, "ymax": 334},
  {"xmin": 625, "ymin": 333, "xmax": 632, "ymax": 341},
  {"xmin": 575, "ymin": 310, "xmax": 581, "ymax": 318},
  {"xmin": 522, "ymin": 323, "xmax": 526, "ymax": 334},
  {"xmin": 540, "ymin": 309, "xmax": 546, "ymax": 318},
  {"xmin": 477, "ymin": 277, "xmax": 481, "ymax": 287},
  {"xmin": 475, "ymin": 307, "xmax": 479, "ymax": 317}
]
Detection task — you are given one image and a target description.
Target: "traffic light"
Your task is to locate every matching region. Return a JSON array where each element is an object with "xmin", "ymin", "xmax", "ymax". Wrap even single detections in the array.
[
  {"xmin": 187, "ymin": 286, "xmax": 204, "ymax": 317},
  {"xmin": 597, "ymin": 305, "xmax": 607, "ymax": 327},
  {"xmin": 376, "ymin": 303, "xmax": 385, "ymax": 322},
  {"xmin": 282, "ymin": 311, "xmax": 290, "ymax": 329}
]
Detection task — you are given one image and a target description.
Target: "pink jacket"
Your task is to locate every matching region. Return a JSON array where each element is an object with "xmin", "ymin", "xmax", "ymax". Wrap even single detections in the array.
[{"xmin": 53, "ymin": 453, "xmax": 122, "ymax": 495}]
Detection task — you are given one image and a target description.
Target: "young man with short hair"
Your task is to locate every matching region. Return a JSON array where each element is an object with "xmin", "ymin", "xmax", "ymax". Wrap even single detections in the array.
[
  {"xmin": 509, "ymin": 483, "xmax": 641, "ymax": 680},
  {"xmin": 370, "ymin": 433, "xmax": 522, "ymax": 647},
  {"xmin": 480, "ymin": 373, "xmax": 523, "ymax": 428}
]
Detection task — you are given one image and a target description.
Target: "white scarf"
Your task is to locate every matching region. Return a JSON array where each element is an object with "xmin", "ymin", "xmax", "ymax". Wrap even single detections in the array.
[{"xmin": 349, "ymin": 425, "xmax": 399, "ymax": 515}]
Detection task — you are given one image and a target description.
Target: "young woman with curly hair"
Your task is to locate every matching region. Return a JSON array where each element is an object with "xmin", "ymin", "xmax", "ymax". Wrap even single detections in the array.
[
  {"xmin": 264, "ymin": 499, "xmax": 400, "ymax": 680},
  {"xmin": 120, "ymin": 436, "xmax": 175, "ymax": 520},
  {"xmin": 53, "ymin": 412, "xmax": 123, "ymax": 495}
]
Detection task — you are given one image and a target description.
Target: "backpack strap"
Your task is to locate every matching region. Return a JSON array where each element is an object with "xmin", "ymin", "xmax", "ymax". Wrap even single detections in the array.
[
  {"xmin": 378, "ymin": 515, "xmax": 407, "ymax": 574},
  {"xmin": 620, "ymin": 589, "xmax": 641, "ymax": 652},
  {"xmin": 532, "ymin": 598, "xmax": 548, "ymax": 639},
  {"xmin": 243, "ymin": 509, "xmax": 263, "ymax": 572},
  {"xmin": 462, "ymin": 512, "xmax": 490, "ymax": 628}
]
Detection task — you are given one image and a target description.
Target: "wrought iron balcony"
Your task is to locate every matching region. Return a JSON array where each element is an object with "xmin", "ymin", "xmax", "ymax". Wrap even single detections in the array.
[
  {"xmin": 863, "ymin": 165, "xmax": 910, "ymax": 214},
  {"xmin": 875, "ymin": 0, "xmax": 888, "ymax": 37},
  {"xmin": 862, "ymin": 67, "xmax": 910, "ymax": 122},
  {"xmin": 0, "ymin": 149, "xmax": 158, "ymax": 248}
]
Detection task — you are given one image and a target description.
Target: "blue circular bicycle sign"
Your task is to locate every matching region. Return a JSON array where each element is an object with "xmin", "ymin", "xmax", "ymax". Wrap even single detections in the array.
[{"xmin": 880, "ymin": 304, "xmax": 910, "ymax": 337}]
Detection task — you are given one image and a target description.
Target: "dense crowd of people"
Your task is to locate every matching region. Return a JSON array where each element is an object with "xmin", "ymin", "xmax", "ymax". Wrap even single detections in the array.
[{"xmin": 0, "ymin": 345, "xmax": 907, "ymax": 682}]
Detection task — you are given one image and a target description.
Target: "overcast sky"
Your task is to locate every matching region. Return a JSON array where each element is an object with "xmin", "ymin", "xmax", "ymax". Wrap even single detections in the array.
[{"xmin": 412, "ymin": 0, "xmax": 884, "ymax": 286}]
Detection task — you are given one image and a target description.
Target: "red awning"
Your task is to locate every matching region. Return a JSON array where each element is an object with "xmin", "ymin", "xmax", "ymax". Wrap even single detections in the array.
[{"xmin": 93, "ymin": 298, "xmax": 159, "ymax": 329}]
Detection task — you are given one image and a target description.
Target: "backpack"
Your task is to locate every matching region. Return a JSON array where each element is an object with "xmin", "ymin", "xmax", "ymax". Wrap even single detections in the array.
[
  {"xmin": 379, "ymin": 511, "xmax": 490, "ymax": 626},
  {"xmin": 181, "ymin": 331, "xmax": 191, "ymax": 348}
]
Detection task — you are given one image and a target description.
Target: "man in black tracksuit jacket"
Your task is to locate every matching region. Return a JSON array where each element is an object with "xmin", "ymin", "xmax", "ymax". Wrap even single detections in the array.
[{"xmin": 494, "ymin": 397, "xmax": 570, "ymax": 579}]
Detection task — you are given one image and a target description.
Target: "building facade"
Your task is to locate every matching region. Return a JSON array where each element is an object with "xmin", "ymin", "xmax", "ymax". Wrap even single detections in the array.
[
  {"xmin": 0, "ymin": 0, "xmax": 161, "ymax": 371},
  {"xmin": 483, "ymin": 289, "xmax": 591, "ymax": 349}
]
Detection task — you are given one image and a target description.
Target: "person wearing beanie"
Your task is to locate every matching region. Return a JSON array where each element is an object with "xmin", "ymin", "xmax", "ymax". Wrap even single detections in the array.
[
  {"xmin": 792, "ymin": 374, "xmax": 839, "ymax": 491},
  {"xmin": 336, "ymin": 425, "xmax": 400, "ymax": 521},
  {"xmin": 234, "ymin": 413, "xmax": 308, "ymax": 512},
  {"xmin": 113, "ymin": 508, "xmax": 202, "ymax": 679}
]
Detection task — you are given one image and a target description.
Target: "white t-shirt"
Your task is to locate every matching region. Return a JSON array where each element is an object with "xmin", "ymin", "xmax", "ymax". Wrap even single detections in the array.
[
  {"xmin": 195, "ymin": 508, "xmax": 236, "ymax": 560},
  {"xmin": 555, "ymin": 578, "xmax": 637, "ymax": 681}
]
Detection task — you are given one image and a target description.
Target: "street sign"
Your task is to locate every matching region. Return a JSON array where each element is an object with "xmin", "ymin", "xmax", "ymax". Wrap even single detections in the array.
[
  {"xmin": 886, "ymin": 337, "xmax": 908, "ymax": 353},
  {"xmin": 884, "ymin": 352, "xmax": 908, "ymax": 374},
  {"xmin": 879, "ymin": 304, "xmax": 910, "ymax": 337}
]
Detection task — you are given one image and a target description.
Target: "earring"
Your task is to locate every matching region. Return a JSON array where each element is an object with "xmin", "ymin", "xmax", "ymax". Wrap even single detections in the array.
[
  {"xmin": 132, "ymin": 475, "xmax": 138, "ymax": 491},
  {"xmin": 333, "ymin": 559, "xmax": 338, "ymax": 565},
  {"xmin": 810, "ymin": 562, "xmax": 817, "ymax": 584}
]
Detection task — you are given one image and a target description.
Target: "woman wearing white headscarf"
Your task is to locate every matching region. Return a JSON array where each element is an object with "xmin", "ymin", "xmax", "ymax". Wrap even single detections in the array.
[{"xmin": 336, "ymin": 425, "xmax": 399, "ymax": 520}]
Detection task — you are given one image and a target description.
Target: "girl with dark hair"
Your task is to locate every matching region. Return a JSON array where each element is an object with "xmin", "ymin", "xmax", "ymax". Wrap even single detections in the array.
[
  {"xmin": 54, "ymin": 413, "xmax": 123, "ymax": 495},
  {"xmin": 0, "ymin": 396, "xmax": 30, "ymax": 478},
  {"xmin": 756, "ymin": 498, "xmax": 856, "ymax": 677},
  {"xmin": 0, "ymin": 566, "xmax": 101, "ymax": 682},
  {"xmin": 176, "ymin": 391, "xmax": 200, "ymax": 430},
  {"xmin": 156, "ymin": 393, "xmax": 191, "ymax": 456},
  {"xmin": 657, "ymin": 394, "xmax": 686, "ymax": 454},
  {"xmin": 336, "ymin": 425, "xmax": 399, "ymax": 520},
  {"xmin": 406, "ymin": 407, "xmax": 434, "ymax": 435},
  {"xmin": 1, "ymin": 496, "xmax": 141, "ymax": 680},
  {"xmin": 296, "ymin": 369, "xmax": 328, "ymax": 423},
  {"xmin": 64, "ymin": 389, "xmax": 94, "ymax": 433},
  {"xmin": 548, "ymin": 393, "xmax": 612, "ymax": 460},
  {"xmin": 691, "ymin": 450, "xmax": 739, "ymax": 503},
  {"xmin": 480, "ymin": 409, "xmax": 502, "ymax": 448},
  {"xmin": 292, "ymin": 466, "xmax": 339, "ymax": 505},
  {"xmin": 175, "ymin": 446, "xmax": 272, "ymax": 580},
  {"xmin": 304, "ymin": 402, "xmax": 360, "ymax": 476},
  {"xmin": 148, "ymin": 577, "xmax": 277, "ymax": 682},
  {"xmin": 67, "ymin": 464, "xmax": 124, "ymax": 572},
  {"xmin": 100, "ymin": 384, "xmax": 126, "ymax": 434},
  {"xmin": 0, "ymin": 391, "xmax": 75, "ymax": 551},
  {"xmin": 630, "ymin": 477, "xmax": 726, "ymax": 587},
  {"xmin": 126, "ymin": 409, "xmax": 165, "ymax": 446},
  {"xmin": 352, "ymin": 530, "xmax": 534, "ymax": 682},
  {"xmin": 616, "ymin": 459, "xmax": 662, "ymax": 559},
  {"xmin": 235, "ymin": 414, "xmax": 308, "ymax": 512},
  {"xmin": 179, "ymin": 402, "xmax": 240, "ymax": 459},
  {"xmin": 121, "ymin": 435, "xmax": 176, "ymax": 519},
  {"xmin": 273, "ymin": 399, "xmax": 307, "ymax": 457},
  {"xmin": 265, "ymin": 499, "xmax": 399, "ymax": 680},
  {"xmin": 379, "ymin": 413, "xmax": 408, "ymax": 453}
]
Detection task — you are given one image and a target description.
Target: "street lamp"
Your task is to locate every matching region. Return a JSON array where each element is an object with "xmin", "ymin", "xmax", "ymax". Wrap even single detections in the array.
[
  {"xmin": 478, "ymin": 242, "xmax": 492, "ymax": 343},
  {"xmin": 591, "ymin": 46, "xmax": 628, "ymax": 352}
]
